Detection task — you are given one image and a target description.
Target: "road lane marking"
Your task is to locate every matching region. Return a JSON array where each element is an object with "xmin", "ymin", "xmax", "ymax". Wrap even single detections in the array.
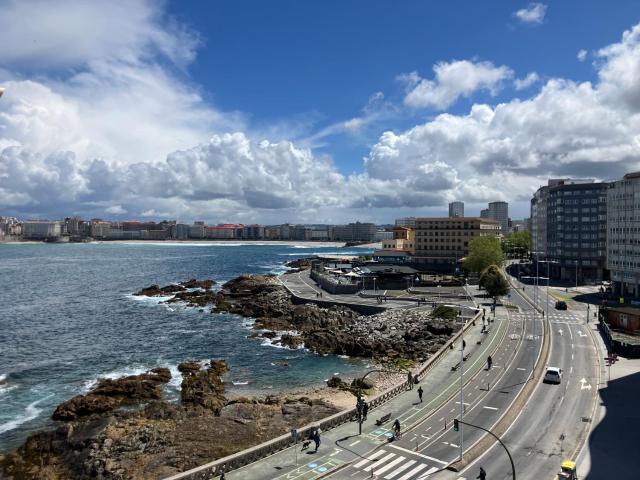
[
  {"xmin": 364, "ymin": 453, "xmax": 396, "ymax": 472},
  {"xmin": 396, "ymin": 464, "xmax": 428, "ymax": 480},
  {"xmin": 416, "ymin": 467, "xmax": 440, "ymax": 479},
  {"xmin": 383, "ymin": 460, "xmax": 416, "ymax": 479},
  {"xmin": 390, "ymin": 444, "xmax": 448, "ymax": 465},
  {"xmin": 375, "ymin": 456, "xmax": 407, "ymax": 476},
  {"xmin": 354, "ymin": 449, "xmax": 386, "ymax": 468},
  {"xmin": 348, "ymin": 440, "xmax": 361, "ymax": 447},
  {"xmin": 483, "ymin": 406, "xmax": 499, "ymax": 411},
  {"xmin": 517, "ymin": 367, "xmax": 527, "ymax": 371}
]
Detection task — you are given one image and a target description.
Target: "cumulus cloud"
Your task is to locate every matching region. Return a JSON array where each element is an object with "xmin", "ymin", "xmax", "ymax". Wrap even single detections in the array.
[
  {"xmin": 514, "ymin": 72, "xmax": 540, "ymax": 90},
  {"xmin": 3, "ymin": 3, "xmax": 640, "ymax": 223},
  {"xmin": 402, "ymin": 60, "xmax": 514, "ymax": 110},
  {"xmin": 514, "ymin": 3, "xmax": 547, "ymax": 25},
  {"xmin": 577, "ymin": 49, "xmax": 588, "ymax": 62}
]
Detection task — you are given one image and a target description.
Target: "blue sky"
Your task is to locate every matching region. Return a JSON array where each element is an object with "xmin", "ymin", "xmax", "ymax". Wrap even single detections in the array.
[{"xmin": 1, "ymin": 0, "xmax": 640, "ymax": 223}]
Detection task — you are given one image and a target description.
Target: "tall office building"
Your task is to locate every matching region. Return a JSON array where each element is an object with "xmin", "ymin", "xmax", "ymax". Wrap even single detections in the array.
[
  {"xmin": 531, "ymin": 179, "xmax": 608, "ymax": 283},
  {"xmin": 607, "ymin": 171, "xmax": 640, "ymax": 299},
  {"xmin": 448, "ymin": 201, "xmax": 464, "ymax": 218},
  {"xmin": 487, "ymin": 201, "xmax": 509, "ymax": 235}
]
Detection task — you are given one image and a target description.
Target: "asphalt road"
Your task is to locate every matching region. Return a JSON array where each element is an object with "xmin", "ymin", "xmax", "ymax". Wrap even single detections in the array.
[
  {"xmin": 451, "ymin": 275, "xmax": 600, "ymax": 480},
  {"xmin": 323, "ymin": 286, "xmax": 542, "ymax": 480}
]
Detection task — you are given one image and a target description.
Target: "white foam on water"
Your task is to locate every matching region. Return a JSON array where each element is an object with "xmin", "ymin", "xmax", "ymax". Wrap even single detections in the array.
[
  {"xmin": 0, "ymin": 395, "xmax": 52, "ymax": 435},
  {"xmin": 126, "ymin": 293, "xmax": 175, "ymax": 304},
  {"xmin": 232, "ymin": 381, "xmax": 249, "ymax": 386},
  {"xmin": 83, "ymin": 365, "xmax": 148, "ymax": 392},
  {"xmin": 115, "ymin": 242, "xmax": 243, "ymax": 247}
]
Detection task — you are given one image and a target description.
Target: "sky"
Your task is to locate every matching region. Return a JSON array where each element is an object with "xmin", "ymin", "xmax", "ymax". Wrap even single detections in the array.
[{"xmin": 1, "ymin": 0, "xmax": 640, "ymax": 224}]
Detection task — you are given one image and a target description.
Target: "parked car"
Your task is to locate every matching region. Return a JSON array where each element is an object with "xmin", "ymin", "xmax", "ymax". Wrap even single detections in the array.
[
  {"xmin": 555, "ymin": 300, "xmax": 567, "ymax": 310},
  {"xmin": 544, "ymin": 367, "xmax": 563, "ymax": 384}
]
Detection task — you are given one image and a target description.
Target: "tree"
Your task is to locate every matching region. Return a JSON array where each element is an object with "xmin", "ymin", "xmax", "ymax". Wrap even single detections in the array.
[
  {"xmin": 463, "ymin": 235, "xmax": 504, "ymax": 273},
  {"xmin": 479, "ymin": 265, "xmax": 510, "ymax": 299},
  {"xmin": 502, "ymin": 231, "xmax": 531, "ymax": 258}
]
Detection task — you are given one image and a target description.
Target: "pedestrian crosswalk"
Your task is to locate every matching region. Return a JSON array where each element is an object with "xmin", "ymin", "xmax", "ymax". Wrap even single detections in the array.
[
  {"xmin": 511, "ymin": 312, "xmax": 582, "ymax": 325},
  {"xmin": 351, "ymin": 448, "xmax": 444, "ymax": 479}
]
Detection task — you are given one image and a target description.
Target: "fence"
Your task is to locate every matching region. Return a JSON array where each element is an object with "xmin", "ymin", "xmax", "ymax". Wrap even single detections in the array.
[{"xmin": 163, "ymin": 309, "xmax": 481, "ymax": 480}]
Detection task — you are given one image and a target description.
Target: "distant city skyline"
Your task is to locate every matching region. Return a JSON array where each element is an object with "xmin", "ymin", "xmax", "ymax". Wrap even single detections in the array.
[{"xmin": 1, "ymin": 1, "xmax": 640, "ymax": 223}]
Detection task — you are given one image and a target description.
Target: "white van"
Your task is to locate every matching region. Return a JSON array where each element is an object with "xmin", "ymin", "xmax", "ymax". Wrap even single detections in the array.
[{"xmin": 544, "ymin": 367, "xmax": 563, "ymax": 384}]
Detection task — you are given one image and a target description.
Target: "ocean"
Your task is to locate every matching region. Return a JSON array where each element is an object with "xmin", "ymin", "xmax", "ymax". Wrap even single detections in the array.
[{"xmin": 0, "ymin": 242, "xmax": 372, "ymax": 452}]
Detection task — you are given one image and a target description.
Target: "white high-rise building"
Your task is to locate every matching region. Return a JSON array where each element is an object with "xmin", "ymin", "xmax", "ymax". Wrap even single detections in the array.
[
  {"xmin": 448, "ymin": 201, "xmax": 464, "ymax": 218},
  {"xmin": 608, "ymin": 171, "xmax": 640, "ymax": 299}
]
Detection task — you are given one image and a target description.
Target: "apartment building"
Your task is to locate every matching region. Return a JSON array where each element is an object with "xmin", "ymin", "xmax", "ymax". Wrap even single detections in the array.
[
  {"xmin": 448, "ymin": 201, "xmax": 464, "ymax": 218},
  {"xmin": 487, "ymin": 201, "xmax": 509, "ymax": 235},
  {"xmin": 531, "ymin": 179, "xmax": 608, "ymax": 283},
  {"xmin": 607, "ymin": 171, "xmax": 640, "ymax": 299},
  {"xmin": 413, "ymin": 217, "xmax": 501, "ymax": 265},
  {"xmin": 22, "ymin": 221, "xmax": 63, "ymax": 240}
]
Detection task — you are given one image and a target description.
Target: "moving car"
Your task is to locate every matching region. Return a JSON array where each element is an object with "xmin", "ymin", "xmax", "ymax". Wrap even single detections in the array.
[
  {"xmin": 555, "ymin": 300, "xmax": 567, "ymax": 310},
  {"xmin": 544, "ymin": 367, "xmax": 563, "ymax": 384}
]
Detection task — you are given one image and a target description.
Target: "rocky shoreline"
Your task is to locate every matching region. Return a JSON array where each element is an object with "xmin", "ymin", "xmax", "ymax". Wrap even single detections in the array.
[{"xmin": 0, "ymin": 270, "xmax": 460, "ymax": 479}]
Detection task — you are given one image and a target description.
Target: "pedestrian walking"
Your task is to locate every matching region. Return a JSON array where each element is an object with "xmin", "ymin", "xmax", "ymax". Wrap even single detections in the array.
[
  {"xmin": 417, "ymin": 386, "xmax": 423, "ymax": 403},
  {"xmin": 313, "ymin": 428, "xmax": 321, "ymax": 452},
  {"xmin": 362, "ymin": 401, "xmax": 369, "ymax": 421},
  {"xmin": 477, "ymin": 467, "xmax": 486, "ymax": 480},
  {"xmin": 487, "ymin": 355, "xmax": 492, "ymax": 370},
  {"xmin": 407, "ymin": 371, "xmax": 413, "ymax": 390}
]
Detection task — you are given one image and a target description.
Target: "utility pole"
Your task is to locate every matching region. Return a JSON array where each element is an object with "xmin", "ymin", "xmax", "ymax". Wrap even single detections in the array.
[
  {"xmin": 457, "ymin": 419, "xmax": 516, "ymax": 479},
  {"xmin": 459, "ymin": 326, "xmax": 464, "ymax": 461}
]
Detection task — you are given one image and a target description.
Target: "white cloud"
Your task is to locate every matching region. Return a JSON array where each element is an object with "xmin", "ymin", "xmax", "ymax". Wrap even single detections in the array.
[
  {"xmin": 514, "ymin": 3, "xmax": 547, "ymax": 25},
  {"xmin": 402, "ymin": 60, "xmax": 514, "ymax": 110},
  {"xmin": 577, "ymin": 49, "xmax": 588, "ymax": 62},
  {"xmin": 105, "ymin": 205, "xmax": 126, "ymax": 215},
  {"xmin": 514, "ymin": 72, "xmax": 540, "ymax": 90},
  {"xmin": 3, "ymin": 4, "xmax": 640, "ymax": 223}
]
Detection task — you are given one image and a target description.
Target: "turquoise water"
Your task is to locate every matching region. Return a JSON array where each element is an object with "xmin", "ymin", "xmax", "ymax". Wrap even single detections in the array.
[{"xmin": 0, "ymin": 242, "xmax": 372, "ymax": 451}]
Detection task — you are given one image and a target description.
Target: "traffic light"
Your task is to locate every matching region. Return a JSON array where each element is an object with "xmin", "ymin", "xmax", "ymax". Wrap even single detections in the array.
[{"xmin": 453, "ymin": 419, "xmax": 459, "ymax": 431}]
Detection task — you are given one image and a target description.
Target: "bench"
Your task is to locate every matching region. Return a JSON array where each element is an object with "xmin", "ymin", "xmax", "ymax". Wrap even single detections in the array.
[{"xmin": 375, "ymin": 413, "xmax": 391, "ymax": 426}]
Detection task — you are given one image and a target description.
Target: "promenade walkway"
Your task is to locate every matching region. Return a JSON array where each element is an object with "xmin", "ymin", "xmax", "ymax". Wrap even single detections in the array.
[{"xmin": 225, "ymin": 291, "xmax": 507, "ymax": 480}]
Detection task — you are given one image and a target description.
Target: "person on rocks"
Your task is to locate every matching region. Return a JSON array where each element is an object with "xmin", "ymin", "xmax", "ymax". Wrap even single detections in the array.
[
  {"xmin": 417, "ymin": 386, "xmax": 424, "ymax": 403},
  {"xmin": 362, "ymin": 401, "xmax": 369, "ymax": 421},
  {"xmin": 313, "ymin": 428, "xmax": 321, "ymax": 452}
]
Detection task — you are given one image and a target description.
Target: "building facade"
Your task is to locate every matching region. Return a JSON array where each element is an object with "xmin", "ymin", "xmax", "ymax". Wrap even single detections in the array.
[
  {"xmin": 531, "ymin": 179, "xmax": 608, "ymax": 283},
  {"xmin": 330, "ymin": 222, "xmax": 376, "ymax": 242},
  {"xmin": 448, "ymin": 201, "xmax": 464, "ymax": 218},
  {"xmin": 381, "ymin": 227, "xmax": 416, "ymax": 254},
  {"xmin": 607, "ymin": 171, "xmax": 640, "ymax": 299},
  {"xmin": 487, "ymin": 201, "xmax": 509, "ymax": 235},
  {"xmin": 395, "ymin": 217, "xmax": 416, "ymax": 228},
  {"xmin": 413, "ymin": 217, "xmax": 500, "ymax": 266},
  {"xmin": 22, "ymin": 221, "xmax": 63, "ymax": 240}
]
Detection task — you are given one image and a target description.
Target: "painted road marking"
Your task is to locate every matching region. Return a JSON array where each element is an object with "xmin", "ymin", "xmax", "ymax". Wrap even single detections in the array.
[
  {"xmin": 383, "ymin": 460, "xmax": 416, "ymax": 479},
  {"xmin": 375, "ymin": 456, "xmax": 406, "ymax": 475},
  {"xmin": 349, "ymin": 440, "xmax": 360, "ymax": 447},
  {"xmin": 396, "ymin": 464, "xmax": 428, "ymax": 480},
  {"xmin": 389, "ymin": 444, "xmax": 447, "ymax": 465},
  {"xmin": 416, "ymin": 467, "xmax": 440, "ymax": 479},
  {"xmin": 354, "ymin": 449, "xmax": 386, "ymax": 469},
  {"xmin": 364, "ymin": 453, "xmax": 396, "ymax": 472},
  {"xmin": 517, "ymin": 367, "xmax": 527, "ymax": 371},
  {"xmin": 483, "ymin": 405, "xmax": 499, "ymax": 411}
]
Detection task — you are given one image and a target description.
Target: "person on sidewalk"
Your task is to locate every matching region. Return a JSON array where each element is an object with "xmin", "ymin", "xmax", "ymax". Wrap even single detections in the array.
[
  {"xmin": 417, "ymin": 386, "xmax": 424, "ymax": 403},
  {"xmin": 487, "ymin": 356, "xmax": 492, "ymax": 370},
  {"xmin": 407, "ymin": 371, "xmax": 413, "ymax": 390},
  {"xmin": 477, "ymin": 467, "xmax": 487, "ymax": 480},
  {"xmin": 362, "ymin": 401, "xmax": 369, "ymax": 421},
  {"xmin": 313, "ymin": 428, "xmax": 321, "ymax": 452}
]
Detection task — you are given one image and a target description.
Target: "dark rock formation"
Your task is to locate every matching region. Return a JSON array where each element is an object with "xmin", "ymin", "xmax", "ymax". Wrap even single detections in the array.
[
  {"xmin": 179, "ymin": 360, "xmax": 228, "ymax": 414},
  {"xmin": 52, "ymin": 368, "xmax": 171, "ymax": 421},
  {"xmin": 179, "ymin": 279, "xmax": 215, "ymax": 290}
]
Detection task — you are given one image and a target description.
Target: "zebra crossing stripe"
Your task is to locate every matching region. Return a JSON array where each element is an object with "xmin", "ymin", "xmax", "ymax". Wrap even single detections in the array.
[
  {"xmin": 354, "ymin": 449, "xmax": 386, "ymax": 469},
  {"xmin": 416, "ymin": 467, "xmax": 440, "ymax": 479},
  {"xmin": 396, "ymin": 463, "xmax": 429, "ymax": 480},
  {"xmin": 383, "ymin": 460, "xmax": 417, "ymax": 479},
  {"xmin": 364, "ymin": 453, "xmax": 396, "ymax": 472},
  {"xmin": 374, "ymin": 456, "xmax": 406, "ymax": 475}
]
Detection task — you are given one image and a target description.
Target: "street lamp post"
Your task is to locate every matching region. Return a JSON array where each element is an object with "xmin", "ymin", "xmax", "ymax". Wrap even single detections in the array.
[{"xmin": 459, "ymin": 327, "xmax": 464, "ymax": 461}]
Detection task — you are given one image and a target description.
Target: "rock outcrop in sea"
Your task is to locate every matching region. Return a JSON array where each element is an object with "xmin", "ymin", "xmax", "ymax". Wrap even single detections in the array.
[{"xmin": 0, "ymin": 360, "xmax": 339, "ymax": 480}]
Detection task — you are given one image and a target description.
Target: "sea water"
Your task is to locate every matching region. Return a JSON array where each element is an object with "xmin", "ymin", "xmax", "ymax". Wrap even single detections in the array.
[{"xmin": 0, "ymin": 242, "xmax": 371, "ymax": 451}]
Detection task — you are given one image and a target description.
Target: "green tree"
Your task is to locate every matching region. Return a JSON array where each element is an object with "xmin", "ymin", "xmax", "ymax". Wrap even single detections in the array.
[
  {"xmin": 503, "ymin": 231, "xmax": 531, "ymax": 258},
  {"xmin": 463, "ymin": 235, "xmax": 504, "ymax": 273},
  {"xmin": 479, "ymin": 265, "xmax": 510, "ymax": 299}
]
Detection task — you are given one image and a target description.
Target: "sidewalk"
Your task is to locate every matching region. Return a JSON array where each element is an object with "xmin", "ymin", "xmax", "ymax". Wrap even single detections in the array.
[{"xmin": 226, "ymin": 296, "xmax": 509, "ymax": 480}]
